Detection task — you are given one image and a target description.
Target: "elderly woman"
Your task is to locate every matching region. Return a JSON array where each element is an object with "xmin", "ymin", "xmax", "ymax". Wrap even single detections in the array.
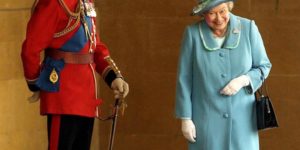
[{"xmin": 175, "ymin": 0, "xmax": 271, "ymax": 149}]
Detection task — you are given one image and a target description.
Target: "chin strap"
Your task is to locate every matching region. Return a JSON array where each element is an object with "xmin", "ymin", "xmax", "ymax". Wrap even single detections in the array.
[{"xmin": 31, "ymin": 0, "xmax": 39, "ymax": 14}]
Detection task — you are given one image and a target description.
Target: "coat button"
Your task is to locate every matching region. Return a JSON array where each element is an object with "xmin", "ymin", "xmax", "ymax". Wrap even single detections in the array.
[
  {"xmin": 219, "ymin": 53, "xmax": 224, "ymax": 57},
  {"xmin": 223, "ymin": 113, "xmax": 229, "ymax": 118},
  {"xmin": 221, "ymin": 74, "xmax": 227, "ymax": 78}
]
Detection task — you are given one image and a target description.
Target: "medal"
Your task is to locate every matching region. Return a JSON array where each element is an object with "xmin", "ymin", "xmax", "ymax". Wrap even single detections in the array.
[
  {"xmin": 49, "ymin": 68, "xmax": 59, "ymax": 84},
  {"xmin": 84, "ymin": 2, "xmax": 97, "ymax": 17}
]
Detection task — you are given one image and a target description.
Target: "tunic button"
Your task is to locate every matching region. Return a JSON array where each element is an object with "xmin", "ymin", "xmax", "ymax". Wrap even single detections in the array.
[
  {"xmin": 223, "ymin": 113, "xmax": 229, "ymax": 118},
  {"xmin": 219, "ymin": 53, "xmax": 224, "ymax": 57},
  {"xmin": 221, "ymin": 74, "xmax": 227, "ymax": 78}
]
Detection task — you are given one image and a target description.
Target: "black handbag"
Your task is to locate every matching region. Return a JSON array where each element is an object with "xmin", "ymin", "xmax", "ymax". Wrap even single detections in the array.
[{"xmin": 255, "ymin": 68, "xmax": 279, "ymax": 131}]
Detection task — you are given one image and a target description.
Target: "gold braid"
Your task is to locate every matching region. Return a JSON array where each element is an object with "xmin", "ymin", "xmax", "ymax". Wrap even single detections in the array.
[
  {"xmin": 54, "ymin": 0, "xmax": 82, "ymax": 38},
  {"xmin": 58, "ymin": 0, "xmax": 81, "ymax": 17},
  {"xmin": 80, "ymin": 9, "xmax": 94, "ymax": 52},
  {"xmin": 54, "ymin": 0, "xmax": 95, "ymax": 52}
]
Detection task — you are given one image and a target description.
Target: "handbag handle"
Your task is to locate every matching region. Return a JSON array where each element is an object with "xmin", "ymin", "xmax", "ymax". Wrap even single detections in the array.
[
  {"xmin": 256, "ymin": 68, "xmax": 272, "ymax": 113},
  {"xmin": 257, "ymin": 68, "xmax": 269, "ymax": 97}
]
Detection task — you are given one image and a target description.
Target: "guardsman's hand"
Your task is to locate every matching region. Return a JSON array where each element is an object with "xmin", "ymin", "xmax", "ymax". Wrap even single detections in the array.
[
  {"xmin": 111, "ymin": 78, "xmax": 129, "ymax": 99},
  {"xmin": 27, "ymin": 91, "xmax": 40, "ymax": 103}
]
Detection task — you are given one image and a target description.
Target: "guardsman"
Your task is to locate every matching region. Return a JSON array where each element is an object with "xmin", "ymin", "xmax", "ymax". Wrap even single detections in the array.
[{"xmin": 21, "ymin": 0, "xmax": 129, "ymax": 149}]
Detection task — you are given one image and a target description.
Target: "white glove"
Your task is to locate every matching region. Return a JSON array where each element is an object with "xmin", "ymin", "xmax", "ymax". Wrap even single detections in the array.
[
  {"xmin": 181, "ymin": 119, "xmax": 196, "ymax": 143},
  {"xmin": 220, "ymin": 75, "xmax": 250, "ymax": 96},
  {"xmin": 27, "ymin": 91, "xmax": 40, "ymax": 103},
  {"xmin": 111, "ymin": 78, "xmax": 129, "ymax": 99}
]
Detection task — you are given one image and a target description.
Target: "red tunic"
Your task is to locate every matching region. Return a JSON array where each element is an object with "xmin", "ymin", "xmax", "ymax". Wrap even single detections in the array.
[{"xmin": 21, "ymin": 0, "xmax": 111, "ymax": 117}]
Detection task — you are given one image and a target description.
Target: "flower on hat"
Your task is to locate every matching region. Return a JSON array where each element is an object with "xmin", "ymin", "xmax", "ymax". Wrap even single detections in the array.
[{"xmin": 192, "ymin": 0, "xmax": 211, "ymax": 15}]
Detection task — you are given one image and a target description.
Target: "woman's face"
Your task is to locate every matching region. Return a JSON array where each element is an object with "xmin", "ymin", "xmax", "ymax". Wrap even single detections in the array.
[{"xmin": 204, "ymin": 3, "xmax": 230, "ymax": 33}]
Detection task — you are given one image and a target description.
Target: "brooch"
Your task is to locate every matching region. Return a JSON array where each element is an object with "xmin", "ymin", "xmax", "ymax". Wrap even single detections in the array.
[{"xmin": 49, "ymin": 68, "xmax": 58, "ymax": 84}]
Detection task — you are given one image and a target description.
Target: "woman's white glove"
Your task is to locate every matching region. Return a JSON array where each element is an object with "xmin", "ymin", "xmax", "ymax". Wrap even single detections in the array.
[
  {"xmin": 111, "ymin": 78, "xmax": 129, "ymax": 99},
  {"xmin": 27, "ymin": 91, "xmax": 40, "ymax": 103},
  {"xmin": 220, "ymin": 75, "xmax": 250, "ymax": 96},
  {"xmin": 181, "ymin": 119, "xmax": 196, "ymax": 143}
]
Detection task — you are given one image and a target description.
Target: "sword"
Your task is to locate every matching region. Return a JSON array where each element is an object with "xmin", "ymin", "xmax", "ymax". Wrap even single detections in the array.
[
  {"xmin": 98, "ymin": 97, "xmax": 127, "ymax": 150},
  {"xmin": 108, "ymin": 98, "xmax": 120, "ymax": 150}
]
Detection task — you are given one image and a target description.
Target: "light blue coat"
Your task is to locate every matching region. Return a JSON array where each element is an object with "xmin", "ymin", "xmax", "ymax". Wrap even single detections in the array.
[{"xmin": 175, "ymin": 13, "xmax": 271, "ymax": 150}]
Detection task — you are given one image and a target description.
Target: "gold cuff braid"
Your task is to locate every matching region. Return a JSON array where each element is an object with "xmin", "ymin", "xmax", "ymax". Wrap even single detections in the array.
[{"xmin": 104, "ymin": 56, "xmax": 123, "ymax": 78}]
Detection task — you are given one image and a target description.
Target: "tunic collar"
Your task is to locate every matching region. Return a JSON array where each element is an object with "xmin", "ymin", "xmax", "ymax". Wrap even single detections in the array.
[{"xmin": 199, "ymin": 13, "xmax": 241, "ymax": 51}]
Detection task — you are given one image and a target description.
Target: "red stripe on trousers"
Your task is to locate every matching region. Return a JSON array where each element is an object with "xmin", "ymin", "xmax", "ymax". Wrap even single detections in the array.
[{"xmin": 49, "ymin": 115, "xmax": 61, "ymax": 150}]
